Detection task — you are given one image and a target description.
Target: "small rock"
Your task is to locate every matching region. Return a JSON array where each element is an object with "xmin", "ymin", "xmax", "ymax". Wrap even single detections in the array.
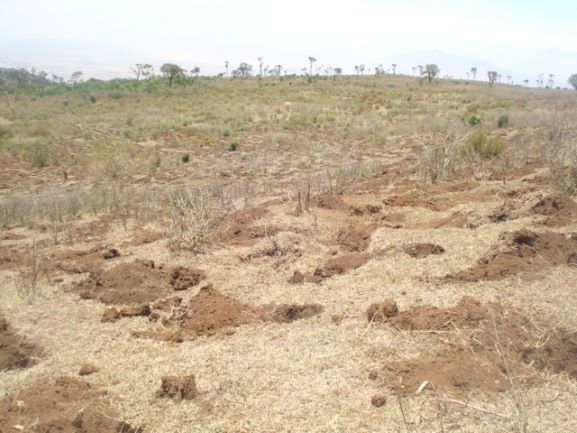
[
  {"xmin": 371, "ymin": 394, "xmax": 387, "ymax": 408},
  {"xmin": 79, "ymin": 363, "xmax": 99, "ymax": 376}
]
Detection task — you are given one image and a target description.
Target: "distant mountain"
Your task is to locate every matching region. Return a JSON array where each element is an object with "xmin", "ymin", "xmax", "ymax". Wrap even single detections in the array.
[{"xmin": 384, "ymin": 50, "xmax": 533, "ymax": 85}]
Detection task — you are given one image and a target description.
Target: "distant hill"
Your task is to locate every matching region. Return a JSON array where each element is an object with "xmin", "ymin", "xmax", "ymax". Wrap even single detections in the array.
[{"xmin": 0, "ymin": 67, "xmax": 52, "ymax": 87}]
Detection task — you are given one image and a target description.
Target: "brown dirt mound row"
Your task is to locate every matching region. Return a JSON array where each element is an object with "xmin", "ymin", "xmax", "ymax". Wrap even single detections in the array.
[
  {"xmin": 383, "ymin": 191, "xmax": 493, "ymax": 212},
  {"xmin": 402, "ymin": 243, "xmax": 445, "ymax": 258},
  {"xmin": 532, "ymin": 194, "xmax": 577, "ymax": 226},
  {"xmin": 75, "ymin": 260, "xmax": 205, "ymax": 305},
  {"xmin": 124, "ymin": 228, "xmax": 163, "ymax": 246},
  {"xmin": 50, "ymin": 246, "xmax": 120, "ymax": 274},
  {"xmin": 289, "ymin": 252, "xmax": 371, "ymax": 284},
  {"xmin": 372, "ymin": 297, "xmax": 577, "ymax": 396},
  {"xmin": 0, "ymin": 376, "xmax": 141, "ymax": 433},
  {"xmin": 382, "ymin": 351, "xmax": 512, "ymax": 396},
  {"xmin": 0, "ymin": 247, "xmax": 27, "ymax": 270},
  {"xmin": 312, "ymin": 194, "xmax": 349, "ymax": 210},
  {"xmin": 445, "ymin": 230, "xmax": 577, "ymax": 282},
  {"xmin": 313, "ymin": 252, "xmax": 371, "ymax": 279},
  {"xmin": 336, "ymin": 225, "xmax": 376, "ymax": 252},
  {"xmin": 134, "ymin": 285, "xmax": 323, "ymax": 341},
  {"xmin": 72, "ymin": 214, "xmax": 117, "ymax": 243},
  {"xmin": 217, "ymin": 206, "xmax": 277, "ymax": 247},
  {"xmin": 0, "ymin": 314, "xmax": 42, "ymax": 371}
]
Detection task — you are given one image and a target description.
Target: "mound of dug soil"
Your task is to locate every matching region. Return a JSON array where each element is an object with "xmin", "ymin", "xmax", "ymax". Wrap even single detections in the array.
[
  {"xmin": 373, "ymin": 297, "xmax": 577, "ymax": 396},
  {"xmin": 0, "ymin": 376, "xmax": 141, "ymax": 433},
  {"xmin": 336, "ymin": 225, "xmax": 376, "ymax": 252},
  {"xmin": 445, "ymin": 230, "xmax": 577, "ymax": 282},
  {"xmin": 402, "ymin": 243, "xmax": 445, "ymax": 258},
  {"xmin": 0, "ymin": 247, "xmax": 27, "ymax": 270},
  {"xmin": 134, "ymin": 285, "xmax": 324, "ymax": 341},
  {"xmin": 217, "ymin": 206, "xmax": 274, "ymax": 247},
  {"xmin": 312, "ymin": 194, "xmax": 349, "ymax": 210},
  {"xmin": 75, "ymin": 260, "xmax": 205, "ymax": 305},
  {"xmin": 382, "ymin": 351, "xmax": 511, "ymax": 396},
  {"xmin": 0, "ymin": 314, "xmax": 42, "ymax": 371},
  {"xmin": 532, "ymin": 194, "xmax": 577, "ymax": 226},
  {"xmin": 50, "ymin": 246, "xmax": 120, "ymax": 274},
  {"xmin": 314, "ymin": 252, "xmax": 370, "ymax": 279}
]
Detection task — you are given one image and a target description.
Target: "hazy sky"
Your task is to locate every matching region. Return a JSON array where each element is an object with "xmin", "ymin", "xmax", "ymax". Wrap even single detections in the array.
[{"xmin": 1, "ymin": 0, "xmax": 576, "ymax": 82}]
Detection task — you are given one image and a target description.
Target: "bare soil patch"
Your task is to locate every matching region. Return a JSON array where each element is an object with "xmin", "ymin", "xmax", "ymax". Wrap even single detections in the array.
[
  {"xmin": 402, "ymin": 243, "xmax": 445, "ymax": 258},
  {"xmin": 156, "ymin": 375, "xmax": 198, "ymax": 401},
  {"xmin": 124, "ymin": 228, "xmax": 163, "ymax": 246},
  {"xmin": 532, "ymin": 194, "xmax": 577, "ymax": 227},
  {"xmin": 313, "ymin": 252, "xmax": 371, "ymax": 279},
  {"xmin": 50, "ymin": 246, "xmax": 120, "ymax": 274},
  {"xmin": 75, "ymin": 260, "xmax": 205, "ymax": 305},
  {"xmin": 0, "ymin": 314, "xmax": 42, "ymax": 371},
  {"xmin": 371, "ymin": 297, "xmax": 577, "ymax": 396},
  {"xmin": 445, "ymin": 230, "xmax": 577, "ymax": 282},
  {"xmin": 0, "ymin": 246, "xmax": 27, "ymax": 270},
  {"xmin": 0, "ymin": 376, "xmax": 141, "ymax": 433},
  {"xmin": 312, "ymin": 194, "xmax": 349, "ymax": 210},
  {"xmin": 134, "ymin": 285, "xmax": 324, "ymax": 341},
  {"xmin": 336, "ymin": 224, "xmax": 376, "ymax": 252}
]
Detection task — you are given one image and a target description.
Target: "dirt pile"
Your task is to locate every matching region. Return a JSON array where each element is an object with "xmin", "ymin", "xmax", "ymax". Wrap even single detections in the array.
[
  {"xmin": 134, "ymin": 285, "xmax": 324, "ymax": 341},
  {"xmin": 0, "ymin": 376, "xmax": 141, "ymax": 433},
  {"xmin": 0, "ymin": 314, "xmax": 42, "ymax": 371},
  {"xmin": 270, "ymin": 304, "xmax": 324, "ymax": 323},
  {"xmin": 124, "ymin": 228, "xmax": 163, "ymax": 246},
  {"xmin": 313, "ymin": 252, "xmax": 370, "ymax": 279},
  {"xmin": 445, "ymin": 230, "xmax": 577, "ymax": 282},
  {"xmin": 75, "ymin": 260, "xmax": 205, "ymax": 305},
  {"xmin": 50, "ymin": 246, "xmax": 120, "ymax": 274},
  {"xmin": 336, "ymin": 225, "xmax": 376, "ymax": 252},
  {"xmin": 371, "ymin": 297, "xmax": 577, "ymax": 396},
  {"xmin": 0, "ymin": 247, "xmax": 27, "ymax": 270},
  {"xmin": 532, "ymin": 194, "xmax": 577, "ymax": 226},
  {"xmin": 312, "ymin": 194, "xmax": 349, "ymax": 210},
  {"xmin": 156, "ymin": 375, "xmax": 198, "ymax": 401},
  {"xmin": 402, "ymin": 243, "xmax": 445, "ymax": 258},
  {"xmin": 218, "ymin": 206, "xmax": 276, "ymax": 247}
]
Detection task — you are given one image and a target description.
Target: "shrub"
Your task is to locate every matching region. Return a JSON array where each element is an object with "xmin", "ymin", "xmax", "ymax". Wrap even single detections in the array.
[
  {"xmin": 460, "ymin": 132, "xmax": 505, "ymax": 160},
  {"xmin": 228, "ymin": 141, "xmax": 239, "ymax": 152},
  {"xmin": 27, "ymin": 140, "xmax": 51, "ymax": 167},
  {"xmin": 222, "ymin": 129, "xmax": 230, "ymax": 137},
  {"xmin": 89, "ymin": 95, "xmax": 97, "ymax": 103},
  {"xmin": 466, "ymin": 115, "xmax": 482, "ymax": 126},
  {"xmin": 497, "ymin": 114, "xmax": 509, "ymax": 128},
  {"xmin": 181, "ymin": 153, "xmax": 190, "ymax": 163}
]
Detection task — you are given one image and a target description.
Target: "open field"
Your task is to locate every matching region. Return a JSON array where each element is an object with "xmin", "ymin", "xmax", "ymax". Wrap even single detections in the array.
[{"xmin": 1, "ymin": 75, "xmax": 577, "ymax": 432}]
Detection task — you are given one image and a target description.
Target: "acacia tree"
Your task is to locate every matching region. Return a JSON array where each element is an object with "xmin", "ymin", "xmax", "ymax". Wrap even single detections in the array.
[
  {"xmin": 487, "ymin": 70, "xmax": 498, "ymax": 86},
  {"xmin": 191, "ymin": 67, "xmax": 200, "ymax": 78},
  {"xmin": 424, "ymin": 64, "xmax": 439, "ymax": 83},
  {"xmin": 69, "ymin": 71, "xmax": 83, "ymax": 86},
  {"xmin": 391, "ymin": 64, "xmax": 397, "ymax": 75},
  {"xmin": 131, "ymin": 63, "xmax": 153, "ymax": 80},
  {"xmin": 569, "ymin": 74, "xmax": 577, "ymax": 90},
  {"xmin": 160, "ymin": 63, "xmax": 184, "ymax": 87},
  {"xmin": 237, "ymin": 62, "xmax": 252, "ymax": 77},
  {"xmin": 470, "ymin": 67, "xmax": 477, "ymax": 80},
  {"xmin": 308, "ymin": 57, "xmax": 317, "ymax": 76}
]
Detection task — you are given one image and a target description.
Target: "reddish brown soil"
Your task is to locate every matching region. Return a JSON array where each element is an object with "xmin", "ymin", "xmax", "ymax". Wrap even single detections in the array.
[
  {"xmin": 78, "ymin": 363, "xmax": 99, "ymax": 376},
  {"xmin": 124, "ymin": 228, "xmax": 163, "ymax": 246},
  {"xmin": 0, "ymin": 231, "xmax": 25, "ymax": 241},
  {"xmin": 0, "ymin": 246, "xmax": 27, "ymax": 270},
  {"xmin": 50, "ymin": 246, "xmax": 120, "ymax": 274},
  {"xmin": 72, "ymin": 214, "xmax": 117, "ymax": 243},
  {"xmin": 218, "ymin": 206, "xmax": 278, "ymax": 246},
  {"xmin": 102, "ymin": 304, "xmax": 151, "ymax": 323},
  {"xmin": 366, "ymin": 299, "xmax": 399, "ymax": 322},
  {"xmin": 382, "ymin": 351, "xmax": 511, "ymax": 396},
  {"xmin": 156, "ymin": 375, "xmax": 198, "ymax": 401},
  {"xmin": 152, "ymin": 284, "xmax": 261, "ymax": 339},
  {"xmin": 0, "ymin": 376, "xmax": 141, "ymax": 433},
  {"xmin": 532, "ymin": 194, "xmax": 577, "ymax": 226},
  {"xmin": 0, "ymin": 314, "xmax": 42, "ymax": 371},
  {"xmin": 336, "ymin": 225, "xmax": 376, "ymax": 252},
  {"xmin": 312, "ymin": 194, "xmax": 349, "ymax": 210},
  {"xmin": 373, "ymin": 297, "xmax": 577, "ymax": 396},
  {"xmin": 445, "ymin": 230, "xmax": 577, "ymax": 282},
  {"xmin": 313, "ymin": 252, "xmax": 370, "ymax": 279},
  {"xmin": 75, "ymin": 260, "xmax": 205, "ymax": 305},
  {"xmin": 269, "ymin": 304, "xmax": 324, "ymax": 323},
  {"xmin": 383, "ymin": 191, "xmax": 493, "ymax": 212},
  {"xmin": 422, "ymin": 181, "xmax": 478, "ymax": 195},
  {"xmin": 402, "ymin": 243, "xmax": 445, "ymax": 258},
  {"xmin": 135, "ymin": 286, "xmax": 324, "ymax": 341}
]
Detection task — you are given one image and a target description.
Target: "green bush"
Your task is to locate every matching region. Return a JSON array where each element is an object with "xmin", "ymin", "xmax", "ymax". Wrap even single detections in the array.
[
  {"xmin": 181, "ymin": 153, "xmax": 190, "ymax": 163},
  {"xmin": 497, "ymin": 114, "xmax": 509, "ymax": 128},
  {"xmin": 460, "ymin": 132, "xmax": 505, "ymax": 160},
  {"xmin": 222, "ymin": 129, "xmax": 230, "ymax": 137},
  {"xmin": 27, "ymin": 140, "xmax": 51, "ymax": 167},
  {"xmin": 228, "ymin": 140, "xmax": 239, "ymax": 152},
  {"xmin": 466, "ymin": 115, "xmax": 482, "ymax": 126},
  {"xmin": 89, "ymin": 95, "xmax": 97, "ymax": 103}
]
